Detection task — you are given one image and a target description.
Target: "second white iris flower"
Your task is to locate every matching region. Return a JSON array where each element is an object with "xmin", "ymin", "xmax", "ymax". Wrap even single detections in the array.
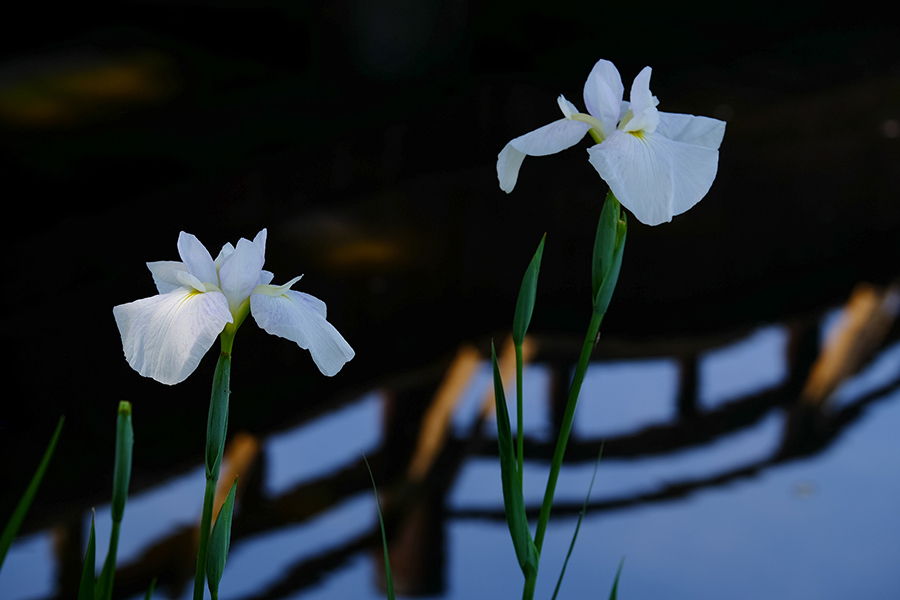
[
  {"xmin": 497, "ymin": 59, "xmax": 726, "ymax": 226},
  {"xmin": 113, "ymin": 229, "xmax": 354, "ymax": 385}
]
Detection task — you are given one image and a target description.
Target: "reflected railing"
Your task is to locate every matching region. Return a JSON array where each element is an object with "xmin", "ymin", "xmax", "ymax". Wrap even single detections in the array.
[{"xmin": 13, "ymin": 282, "xmax": 900, "ymax": 600}]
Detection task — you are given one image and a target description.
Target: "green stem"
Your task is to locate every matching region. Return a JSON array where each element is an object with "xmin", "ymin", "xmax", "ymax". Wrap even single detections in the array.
[
  {"xmin": 193, "ymin": 478, "xmax": 218, "ymax": 600},
  {"xmin": 194, "ymin": 350, "xmax": 232, "ymax": 600},
  {"xmin": 523, "ymin": 569, "xmax": 537, "ymax": 600},
  {"xmin": 533, "ymin": 309, "xmax": 603, "ymax": 553},
  {"xmin": 515, "ymin": 342, "xmax": 525, "ymax": 488}
]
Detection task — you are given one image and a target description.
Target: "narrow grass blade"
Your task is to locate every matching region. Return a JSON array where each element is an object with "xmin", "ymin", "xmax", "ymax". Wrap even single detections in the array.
[
  {"xmin": 77, "ymin": 513, "xmax": 96, "ymax": 600},
  {"xmin": 551, "ymin": 444, "xmax": 604, "ymax": 600},
  {"xmin": 513, "ymin": 234, "xmax": 546, "ymax": 345},
  {"xmin": 608, "ymin": 558, "xmax": 625, "ymax": 600},
  {"xmin": 363, "ymin": 456, "xmax": 394, "ymax": 600},
  {"xmin": 144, "ymin": 577, "xmax": 158, "ymax": 600},
  {"xmin": 491, "ymin": 343, "xmax": 539, "ymax": 579},
  {"xmin": 0, "ymin": 416, "xmax": 64, "ymax": 570},
  {"xmin": 207, "ymin": 477, "xmax": 238, "ymax": 599}
]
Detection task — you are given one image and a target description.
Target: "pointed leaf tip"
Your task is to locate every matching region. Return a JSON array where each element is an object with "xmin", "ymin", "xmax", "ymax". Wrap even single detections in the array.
[
  {"xmin": 207, "ymin": 477, "xmax": 238, "ymax": 597},
  {"xmin": 513, "ymin": 234, "xmax": 546, "ymax": 345}
]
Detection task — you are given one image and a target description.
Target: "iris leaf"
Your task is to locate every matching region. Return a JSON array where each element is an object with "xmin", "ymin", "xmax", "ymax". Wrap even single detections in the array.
[
  {"xmin": 0, "ymin": 416, "xmax": 64, "ymax": 570},
  {"xmin": 363, "ymin": 456, "xmax": 394, "ymax": 600},
  {"xmin": 492, "ymin": 342, "xmax": 539, "ymax": 579}
]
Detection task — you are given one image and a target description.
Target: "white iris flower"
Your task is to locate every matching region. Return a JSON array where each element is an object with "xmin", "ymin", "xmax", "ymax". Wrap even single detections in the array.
[
  {"xmin": 497, "ymin": 59, "xmax": 726, "ymax": 226},
  {"xmin": 113, "ymin": 229, "xmax": 354, "ymax": 385}
]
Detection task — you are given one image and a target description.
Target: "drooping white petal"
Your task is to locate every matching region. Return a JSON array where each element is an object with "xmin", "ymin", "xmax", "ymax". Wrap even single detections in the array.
[
  {"xmin": 622, "ymin": 67, "xmax": 659, "ymax": 134},
  {"xmin": 219, "ymin": 236, "xmax": 266, "ymax": 314},
  {"xmin": 497, "ymin": 143, "xmax": 527, "ymax": 193},
  {"xmin": 177, "ymin": 232, "xmax": 218, "ymax": 285},
  {"xmin": 250, "ymin": 289, "xmax": 354, "ymax": 376},
  {"xmin": 587, "ymin": 130, "xmax": 719, "ymax": 226},
  {"xmin": 148, "ymin": 261, "xmax": 188, "ymax": 294},
  {"xmin": 497, "ymin": 119, "xmax": 591, "ymax": 193},
  {"xmin": 113, "ymin": 288, "xmax": 232, "ymax": 385},
  {"xmin": 656, "ymin": 112, "xmax": 726, "ymax": 150},
  {"xmin": 583, "ymin": 59, "xmax": 624, "ymax": 140},
  {"xmin": 510, "ymin": 119, "xmax": 591, "ymax": 156}
]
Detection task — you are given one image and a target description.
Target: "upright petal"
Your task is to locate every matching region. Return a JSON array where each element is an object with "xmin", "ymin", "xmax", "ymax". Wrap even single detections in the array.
[
  {"xmin": 622, "ymin": 67, "xmax": 659, "ymax": 133},
  {"xmin": 656, "ymin": 112, "xmax": 726, "ymax": 150},
  {"xmin": 214, "ymin": 243, "xmax": 234, "ymax": 271},
  {"xmin": 497, "ymin": 119, "xmax": 591, "ymax": 193},
  {"xmin": 177, "ymin": 233, "xmax": 218, "ymax": 285},
  {"xmin": 587, "ymin": 130, "xmax": 719, "ymax": 226},
  {"xmin": 583, "ymin": 59, "xmax": 624, "ymax": 140},
  {"xmin": 251, "ymin": 289, "xmax": 354, "ymax": 376},
  {"xmin": 219, "ymin": 236, "xmax": 266, "ymax": 314},
  {"xmin": 113, "ymin": 289, "xmax": 232, "ymax": 385},
  {"xmin": 147, "ymin": 261, "xmax": 188, "ymax": 294}
]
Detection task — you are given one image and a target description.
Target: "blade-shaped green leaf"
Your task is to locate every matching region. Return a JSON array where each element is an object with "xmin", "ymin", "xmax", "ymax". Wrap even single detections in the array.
[
  {"xmin": 0, "ymin": 416, "xmax": 64, "ymax": 570},
  {"xmin": 207, "ymin": 477, "xmax": 238, "ymax": 599},
  {"xmin": 98, "ymin": 402, "xmax": 134, "ymax": 600},
  {"xmin": 77, "ymin": 514, "xmax": 96, "ymax": 600},
  {"xmin": 513, "ymin": 234, "xmax": 546, "ymax": 345},
  {"xmin": 363, "ymin": 456, "xmax": 395, "ymax": 600},
  {"xmin": 144, "ymin": 577, "xmax": 158, "ymax": 600},
  {"xmin": 551, "ymin": 444, "xmax": 604, "ymax": 600},
  {"xmin": 592, "ymin": 192, "xmax": 620, "ymax": 302},
  {"xmin": 593, "ymin": 210, "xmax": 627, "ymax": 317},
  {"xmin": 491, "ymin": 343, "xmax": 539, "ymax": 579},
  {"xmin": 608, "ymin": 558, "xmax": 625, "ymax": 600}
]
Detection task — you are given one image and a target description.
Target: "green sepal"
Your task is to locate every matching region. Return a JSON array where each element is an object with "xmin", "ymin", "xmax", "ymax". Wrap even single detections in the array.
[
  {"xmin": 77, "ymin": 514, "xmax": 96, "ymax": 600},
  {"xmin": 206, "ymin": 477, "xmax": 238, "ymax": 599},
  {"xmin": 0, "ymin": 416, "xmax": 63, "ymax": 569},
  {"xmin": 363, "ymin": 456, "xmax": 395, "ymax": 600},
  {"xmin": 491, "ymin": 343, "xmax": 539, "ymax": 579},
  {"xmin": 513, "ymin": 234, "xmax": 546, "ymax": 346},
  {"xmin": 592, "ymin": 192, "xmax": 619, "ymax": 301},
  {"xmin": 592, "ymin": 195, "xmax": 627, "ymax": 316},
  {"xmin": 206, "ymin": 353, "xmax": 232, "ymax": 481},
  {"xmin": 608, "ymin": 558, "xmax": 625, "ymax": 600}
]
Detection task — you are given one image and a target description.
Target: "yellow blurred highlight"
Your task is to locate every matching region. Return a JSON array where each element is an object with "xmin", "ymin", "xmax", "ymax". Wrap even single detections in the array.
[
  {"xmin": 0, "ymin": 52, "xmax": 177, "ymax": 128},
  {"xmin": 407, "ymin": 344, "xmax": 481, "ymax": 482},
  {"xmin": 212, "ymin": 432, "xmax": 260, "ymax": 527},
  {"xmin": 801, "ymin": 282, "xmax": 900, "ymax": 406},
  {"xmin": 325, "ymin": 238, "xmax": 407, "ymax": 269}
]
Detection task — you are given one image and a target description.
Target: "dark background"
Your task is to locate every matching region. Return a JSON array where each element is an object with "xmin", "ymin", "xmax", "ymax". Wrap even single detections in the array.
[{"xmin": 1, "ymin": 0, "xmax": 898, "ymax": 538}]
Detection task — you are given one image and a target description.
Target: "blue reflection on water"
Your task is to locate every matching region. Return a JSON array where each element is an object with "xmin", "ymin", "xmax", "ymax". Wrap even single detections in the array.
[
  {"xmin": 574, "ymin": 358, "xmax": 679, "ymax": 437},
  {"xmin": 265, "ymin": 391, "xmax": 384, "ymax": 496},
  {"xmin": 699, "ymin": 326, "xmax": 789, "ymax": 408},
  {"xmin": 452, "ymin": 362, "xmax": 552, "ymax": 440},
  {"xmin": 87, "ymin": 466, "xmax": 206, "ymax": 572},
  {"xmin": 0, "ymin": 530, "xmax": 57, "ymax": 600}
]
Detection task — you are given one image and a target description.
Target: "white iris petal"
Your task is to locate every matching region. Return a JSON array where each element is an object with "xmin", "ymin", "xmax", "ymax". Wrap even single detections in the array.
[
  {"xmin": 113, "ymin": 287, "xmax": 233, "ymax": 385},
  {"xmin": 115, "ymin": 228, "xmax": 354, "ymax": 384},
  {"xmin": 497, "ymin": 58, "xmax": 725, "ymax": 226},
  {"xmin": 251, "ymin": 288, "xmax": 354, "ymax": 377}
]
